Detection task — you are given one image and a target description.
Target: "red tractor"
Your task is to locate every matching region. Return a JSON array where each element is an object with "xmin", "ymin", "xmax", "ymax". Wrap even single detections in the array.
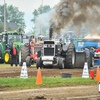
[{"xmin": 23, "ymin": 36, "xmax": 43, "ymax": 67}]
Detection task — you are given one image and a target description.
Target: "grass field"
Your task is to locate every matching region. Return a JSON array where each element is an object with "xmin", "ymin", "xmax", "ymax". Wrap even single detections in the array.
[
  {"xmin": 0, "ymin": 64, "xmax": 98, "ymax": 91},
  {"xmin": 0, "ymin": 77, "xmax": 98, "ymax": 90},
  {"xmin": 0, "ymin": 63, "xmax": 36, "ymax": 68},
  {"xmin": 0, "ymin": 63, "xmax": 11, "ymax": 68}
]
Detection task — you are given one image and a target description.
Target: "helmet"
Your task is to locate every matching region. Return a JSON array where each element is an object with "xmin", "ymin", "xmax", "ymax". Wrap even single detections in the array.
[{"xmin": 14, "ymin": 30, "xmax": 17, "ymax": 33}]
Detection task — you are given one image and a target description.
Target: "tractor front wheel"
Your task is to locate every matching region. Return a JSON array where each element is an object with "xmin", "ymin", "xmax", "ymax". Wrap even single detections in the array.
[
  {"xmin": 4, "ymin": 50, "xmax": 11, "ymax": 64},
  {"xmin": 36, "ymin": 57, "xmax": 42, "ymax": 69},
  {"xmin": 26, "ymin": 56, "xmax": 32, "ymax": 67}
]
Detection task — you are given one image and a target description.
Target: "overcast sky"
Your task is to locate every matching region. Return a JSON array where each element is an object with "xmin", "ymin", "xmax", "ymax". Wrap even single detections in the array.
[{"xmin": 0, "ymin": 0, "xmax": 60, "ymax": 32}]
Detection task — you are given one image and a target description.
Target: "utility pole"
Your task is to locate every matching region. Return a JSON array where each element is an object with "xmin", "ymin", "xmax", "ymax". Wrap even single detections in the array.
[
  {"xmin": 4, "ymin": 0, "xmax": 6, "ymax": 31},
  {"xmin": 41, "ymin": 0, "xmax": 43, "ymax": 35}
]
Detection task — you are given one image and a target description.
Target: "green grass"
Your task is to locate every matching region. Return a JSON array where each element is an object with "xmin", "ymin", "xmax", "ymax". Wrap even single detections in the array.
[
  {"xmin": 0, "ymin": 63, "xmax": 36, "ymax": 68},
  {"xmin": 0, "ymin": 63, "xmax": 11, "ymax": 68},
  {"xmin": 0, "ymin": 77, "xmax": 98, "ymax": 90}
]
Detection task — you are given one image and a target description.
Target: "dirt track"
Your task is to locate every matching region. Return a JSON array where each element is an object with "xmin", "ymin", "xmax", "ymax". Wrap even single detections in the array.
[
  {"xmin": 0, "ymin": 65, "xmax": 97, "ymax": 78},
  {"xmin": 0, "ymin": 85, "xmax": 100, "ymax": 100},
  {"xmin": 0, "ymin": 65, "xmax": 99, "ymax": 100}
]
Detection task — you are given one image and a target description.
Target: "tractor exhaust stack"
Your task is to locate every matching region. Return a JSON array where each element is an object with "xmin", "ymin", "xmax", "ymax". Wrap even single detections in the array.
[{"xmin": 49, "ymin": 26, "xmax": 53, "ymax": 40}]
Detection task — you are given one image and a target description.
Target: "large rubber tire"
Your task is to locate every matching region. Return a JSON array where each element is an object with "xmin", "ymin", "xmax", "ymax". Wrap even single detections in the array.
[
  {"xmin": 26, "ymin": 56, "xmax": 31, "ymax": 67},
  {"xmin": 58, "ymin": 58, "xmax": 64, "ymax": 69},
  {"xmin": 36, "ymin": 57, "xmax": 42, "ymax": 69},
  {"xmin": 19, "ymin": 46, "xmax": 29, "ymax": 66},
  {"xmin": 4, "ymin": 50, "xmax": 11, "ymax": 64},
  {"xmin": 0, "ymin": 59, "xmax": 4, "ymax": 63},
  {"xmin": 64, "ymin": 43, "xmax": 76, "ymax": 69},
  {"xmin": 90, "ymin": 51, "xmax": 93, "ymax": 68},
  {"xmin": 0, "ymin": 50, "xmax": 4, "ymax": 63}
]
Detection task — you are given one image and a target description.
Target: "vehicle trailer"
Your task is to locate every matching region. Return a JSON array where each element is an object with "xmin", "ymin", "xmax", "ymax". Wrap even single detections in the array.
[
  {"xmin": 0, "ymin": 30, "xmax": 29, "ymax": 65},
  {"xmin": 76, "ymin": 39, "xmax": 100, "ymax": 68},
  {"xmin": 36, "ymin": 27, "xmax": 76, "ymax": 69}
]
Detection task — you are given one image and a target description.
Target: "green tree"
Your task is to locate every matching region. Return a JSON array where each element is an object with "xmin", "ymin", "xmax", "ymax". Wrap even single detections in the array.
[
  {"xmin": 0, "ymin": 22, "xmax": 4, "ymax": 33},
  {"xmin": 31, "ymin": 5, "xmax": 52, "ymax": 34},
  {"xmin": 31, "ymin": 5, "xmax": 52, "ymax": 23},
  {"xmin": 7, "ymin": 25, "xmax": 12, "ymax": 31},
  {"xmin": 30, "ymin": 27, "xmax": 35, "ymax": 36},
  {"xmin": 0, "ymin": 4, "xmax": 26, "ymax": 30},
  {"xmin": 31, "ymin": 9, "xmax": 38, "ymax": 24},
  {"xmin": 8, "ymin": 5, "xmax": 25, "ymax": 28}
]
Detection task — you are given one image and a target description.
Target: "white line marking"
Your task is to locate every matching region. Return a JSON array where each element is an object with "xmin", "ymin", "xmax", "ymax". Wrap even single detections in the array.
[
  {"xmin": 0, "ymin": 86, "xmax": 97, "ymax": 94},
  {"xmin": 67, "ymin": 95, "xmax": 100, "ymax": 99}
]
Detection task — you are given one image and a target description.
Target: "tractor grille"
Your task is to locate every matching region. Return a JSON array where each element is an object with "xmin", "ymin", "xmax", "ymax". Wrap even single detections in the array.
[{"xmin": 44, "ymin": 48, "xmax": 54, "ymax": 56}]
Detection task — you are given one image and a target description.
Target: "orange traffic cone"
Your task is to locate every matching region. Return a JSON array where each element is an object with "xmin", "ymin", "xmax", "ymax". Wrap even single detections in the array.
[
  {"xmin": 96, "ymin": 66, "xmax": 100, "ymax": 81},
  {"xmin": 36, "ymin": 67, "xmax": 42, "ymax": 84}
]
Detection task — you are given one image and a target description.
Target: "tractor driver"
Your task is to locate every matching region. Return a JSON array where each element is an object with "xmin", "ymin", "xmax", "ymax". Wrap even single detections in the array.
[
  {"xmin": 29, "ymin": 37, "xmax": 34, "ymax": 54},
  {"xmin": 9, "ymin": 36, "xmax": 14, "ymax": 48},
  {"xmin": 30, "ymin": 38, "xmax": 34, "ymax": 45}
]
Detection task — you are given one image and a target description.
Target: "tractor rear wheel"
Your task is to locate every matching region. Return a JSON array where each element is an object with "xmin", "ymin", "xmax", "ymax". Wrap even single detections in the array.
[
  {"xmin": 36, "ymin": 57, "xmax": 42, "ymax": 69},
  {"xmin": 0, "ymin": 59, "xmax": 4, "ymax": 63},
  {"xmin": 0, "ymin": 50, "xmax": 4, "ymax": 63},
  {"xmin": 64, "ymin": 43, "xmax": 76, "ymax": 69},
  {"xmin": 4, "ymin": 50, "xmax": 11, "ymax": 64},
  {"xmin": 26, "ymin": 56, "xmax": 31, "ymax": 67},
  {"xmin": 19, "ymin": 46, "xmax": 29, "ymax": 66}
]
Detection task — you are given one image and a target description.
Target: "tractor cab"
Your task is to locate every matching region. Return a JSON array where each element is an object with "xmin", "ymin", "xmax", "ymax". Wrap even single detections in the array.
[
  {"xmin": 1, "ymin": 30, "xmax": 23, "ymax": 49},
  {"xmin": 0, "ymin": 30, "xmax": 28, "ymax": 64}
]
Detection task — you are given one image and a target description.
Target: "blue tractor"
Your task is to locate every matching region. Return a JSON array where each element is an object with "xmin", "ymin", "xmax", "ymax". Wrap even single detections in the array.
[{"xmin": 76, "ymin": 39, "xmax": 100, "ymax": 68}]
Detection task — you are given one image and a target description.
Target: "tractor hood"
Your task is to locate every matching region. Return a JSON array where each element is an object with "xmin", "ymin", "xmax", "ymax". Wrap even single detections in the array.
[{"xmin": 13, "ymin": 42, "xmax": 24, "ymax": 46}]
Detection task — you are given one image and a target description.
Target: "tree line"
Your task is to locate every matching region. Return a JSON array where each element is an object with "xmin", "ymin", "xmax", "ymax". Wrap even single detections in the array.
[
  {"xmin": 31, "ymin": 5, "xmax": 52, "ymax": 35},
  {"xmin": 0, "ymin": 4, "xmax": 52, "ymax": 34},
  {"xmin": 0, "ymin": 4, "xmax": 25, "ymax": 33}
]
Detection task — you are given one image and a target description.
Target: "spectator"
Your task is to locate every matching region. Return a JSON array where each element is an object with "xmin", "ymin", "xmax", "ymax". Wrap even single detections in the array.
[
  {"xmin": 91, "ymin": 47, "xmax": 100, "ymax": 53},
  {"xmin": 11, "ymin": 45, "xmax": 18, "ymax": 66}
]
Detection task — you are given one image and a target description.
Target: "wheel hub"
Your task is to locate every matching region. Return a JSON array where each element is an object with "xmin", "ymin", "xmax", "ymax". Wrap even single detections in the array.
[{"xmin": 5, "ymin": 53, "xmax": 9, "ymax": 62}]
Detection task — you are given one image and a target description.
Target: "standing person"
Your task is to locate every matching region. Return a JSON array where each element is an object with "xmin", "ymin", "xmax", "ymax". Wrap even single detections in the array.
[
  {"xmin": 11, "ymin": 45, "xmax": 18, "ymax": 66},
  {"xmin": 29, "ymin": 37, "xmax": 34, "ymax": 53},
  {"xmin": 30, "ymin": 37, "xmax": 34, "ymax": 45}
]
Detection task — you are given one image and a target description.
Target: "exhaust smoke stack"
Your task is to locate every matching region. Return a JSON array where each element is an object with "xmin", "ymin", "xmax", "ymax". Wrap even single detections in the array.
[{"xmin": 49, "ymin": 26, "xmax": 53, "ymax": 40}]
